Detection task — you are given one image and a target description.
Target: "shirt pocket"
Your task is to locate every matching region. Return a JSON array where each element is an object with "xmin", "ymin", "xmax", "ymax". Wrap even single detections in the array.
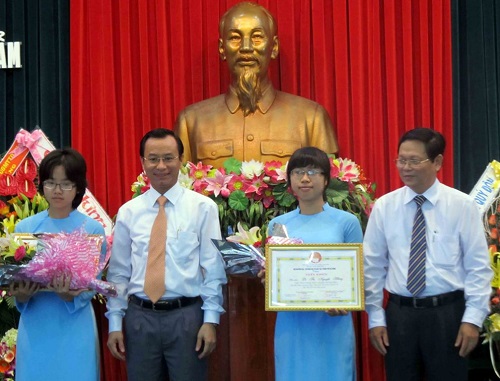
[
  {"xmin": 260, "ymin": 140, "xmax": 301, "ymax": 158},
  {"xmin": 167, "ymin": 231, "xmax": 200, "ymax": 265},
  {"xmin": 198, "ymin": 140, "xmax": 234, "ymax": 161},
  {"xmin": 431, "ymin": 233, "xmax": 461, "ymax": 268}
]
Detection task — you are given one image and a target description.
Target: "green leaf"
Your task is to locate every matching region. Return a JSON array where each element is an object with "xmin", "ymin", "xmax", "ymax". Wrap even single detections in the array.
[
  {"xmin": 12, "ymin": 203, "xmax": 23, "ymax": 219},
  {"xmin": 278, "ymin": 192, "xmax": 297, "ymax": 208},
  {"xmin": 228, "ymin": 190, "xmax": 249, "ymax": 211},
  {"xmin": 272, "ymin": 183, "xmax": 296, "ymax": 208},
  {"xmin": 326, "ymin": 179, "xmax": 350, "ymax": 204},
  {"xmin": 5, "ymin": 296, "xmax": 16, "ymax": 309},
  {"xmin": 223, "ymin": 158, "xmax": 242, "ymax": 174}
]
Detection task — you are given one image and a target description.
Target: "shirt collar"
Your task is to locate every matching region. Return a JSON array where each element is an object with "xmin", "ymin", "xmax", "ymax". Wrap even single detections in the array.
[
  {"xmin": 404, "ymin": 179, "xmax": 440, "ymax": 206},
  {"xmin": 224, "ymin": 82, "xmax": 277, "ymax": 114},
  {"xmin": 145, "ymin": 182, "xmax": 183, "ymax": 207}
]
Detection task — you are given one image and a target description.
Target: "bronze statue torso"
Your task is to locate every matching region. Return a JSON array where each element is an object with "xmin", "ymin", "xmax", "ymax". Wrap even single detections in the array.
[{"xmin": 175, "ymin": 86, "xmax": 338, "ymax": 167}]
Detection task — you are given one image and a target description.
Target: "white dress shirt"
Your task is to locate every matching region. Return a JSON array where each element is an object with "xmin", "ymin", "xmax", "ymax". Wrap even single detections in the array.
[
  {"xmin": 106, "ymin": 183, "xmax": 227, "ymax": 332},
  {"xmin": 364, "ymin": 180, "xmax": 492, "ymax": 329}
]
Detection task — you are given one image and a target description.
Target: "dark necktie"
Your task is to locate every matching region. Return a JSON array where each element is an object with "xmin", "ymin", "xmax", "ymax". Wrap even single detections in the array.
[
  {"xmin": 144, "ymin": 196, "xmax": 167, "ymax": 303},
  {"xmin": 407, "ymin": 195, "xmax": 427, "ymax": 295}
]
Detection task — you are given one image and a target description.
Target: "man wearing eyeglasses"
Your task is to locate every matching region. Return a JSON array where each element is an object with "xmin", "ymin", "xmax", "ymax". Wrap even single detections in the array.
[
  {"xmin": 363, "ymin": 127, "xmax": 491, "ymax": 381},
  {"xmin": 105, "ymin": 128, "xmax": 227, "ymax": 381}
]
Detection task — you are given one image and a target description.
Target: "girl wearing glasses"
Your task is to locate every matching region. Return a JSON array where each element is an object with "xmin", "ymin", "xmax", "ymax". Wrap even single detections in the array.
[
  {"xmin": 266, "ymin": 146, "xmax": 363, "ymax": 381},
  {"xmin": 10, "ymin": 148, "xmax": 104, "ymax": 381}
]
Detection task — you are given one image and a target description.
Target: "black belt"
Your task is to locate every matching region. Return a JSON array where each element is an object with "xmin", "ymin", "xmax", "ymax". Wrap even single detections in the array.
[
  {"xmin": 389, "ymin": 290, "xmax": 464, "ymax": 309},
  {"xmin": 129, "ymin": 294, "xmax": 200, "ymax": 311}
]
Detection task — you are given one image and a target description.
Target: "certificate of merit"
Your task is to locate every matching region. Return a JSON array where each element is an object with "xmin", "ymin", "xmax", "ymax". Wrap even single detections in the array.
[{"xmin": 265, "ymin": 244, "xmax": 364, "ymax": 311}]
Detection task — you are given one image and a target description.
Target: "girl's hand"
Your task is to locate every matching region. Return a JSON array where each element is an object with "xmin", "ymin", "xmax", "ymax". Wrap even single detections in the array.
[
  {"xmin": 257, "ymin": 269, "xmax": 266, "ymax": 285},
  {"xmin": 9, "ymin": 280, "xmax": 40, "ymax": 303},
  {"xmin": 325, "ymin": 308, "xmax": 348, "ymax": 317},
  {"xmin": 46, "ymin": 273, "xmax": 86, "ymax": 302}
]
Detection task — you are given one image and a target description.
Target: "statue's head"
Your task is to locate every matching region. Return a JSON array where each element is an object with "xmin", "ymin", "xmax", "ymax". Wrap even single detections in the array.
[{"xmin": 218, "ymin": 2, "xmax": 279, "ymax": 83}]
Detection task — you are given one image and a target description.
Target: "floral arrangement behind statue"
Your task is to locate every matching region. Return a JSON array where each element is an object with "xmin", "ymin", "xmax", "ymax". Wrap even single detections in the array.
[{"xmin": 131, "ymin": 157, "xmax": 376, "ymax": 241}]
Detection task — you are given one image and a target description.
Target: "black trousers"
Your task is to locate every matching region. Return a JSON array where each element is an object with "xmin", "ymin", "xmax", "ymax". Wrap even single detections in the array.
[{"xmin": 385, "ymin": 295, "xmax": 468, "ymax": 381}]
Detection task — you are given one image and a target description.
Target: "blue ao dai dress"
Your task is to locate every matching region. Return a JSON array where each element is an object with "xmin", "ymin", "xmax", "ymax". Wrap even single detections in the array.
[
  {"xmin": 14, "ymin": 210, "xmax": 105, "ymax": 381},
  {"xmin": 268, "ymin": 204, "xmax": 363, "ymax": 381}
]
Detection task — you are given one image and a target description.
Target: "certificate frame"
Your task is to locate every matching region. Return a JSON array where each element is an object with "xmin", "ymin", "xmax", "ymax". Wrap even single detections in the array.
[
  {"xmin": 12, "ymin": 233, "xmax": 104, "ymax": 249},
  {"xmin": 11, "ymin": 233, "xmax": 39, "ymax": 250},
  {"xmin": 265, "ymin": 243, "xmax": 364, "ymax": 311}
]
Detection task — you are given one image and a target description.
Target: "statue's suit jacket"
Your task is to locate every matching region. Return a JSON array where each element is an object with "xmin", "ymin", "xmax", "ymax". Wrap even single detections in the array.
[{"xmin": 175, "ymin": 85, "xmax": 338, "ymax": 168}]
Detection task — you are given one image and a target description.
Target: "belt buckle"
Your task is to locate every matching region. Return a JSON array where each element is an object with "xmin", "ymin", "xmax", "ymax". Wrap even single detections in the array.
[
  {"xmin": 412, "ymin": 298, "xmax": 425, "ymax": 309},
  {"xmin": 431, "ymin": 296, "xmax": 439, "ymax": 307}
]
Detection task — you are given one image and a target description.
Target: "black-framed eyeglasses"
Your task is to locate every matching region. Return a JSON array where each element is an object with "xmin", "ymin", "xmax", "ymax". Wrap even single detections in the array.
[
  {"xmin": 290, "ymin": 168, "xmax": 324, "ymax": 178},
  {"xmin": 43, "ymin": 180, "xmax": 76, "ymax": 191},
  {"xmin": 143, "ymin": 156, "xmax": 179, "ymax": 165},
  {"xmin": 394, "ymin": 158, "xmax": 431, "ymax": 168}
]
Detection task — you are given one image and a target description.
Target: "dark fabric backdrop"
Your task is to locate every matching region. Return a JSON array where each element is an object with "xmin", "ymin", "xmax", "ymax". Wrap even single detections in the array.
[
  {"xmin": 452, "ymin": 0, "xmax": 500, "ymax": 193},
  {"xmin": 0, "ymin": 0, "xmax": 70, "ymax": 153}
]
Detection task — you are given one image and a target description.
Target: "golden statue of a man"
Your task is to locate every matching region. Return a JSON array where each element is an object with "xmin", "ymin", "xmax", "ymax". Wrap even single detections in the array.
[{"xmin": 175, "ymin": 2, "xmax": 338, "ymax": 167}]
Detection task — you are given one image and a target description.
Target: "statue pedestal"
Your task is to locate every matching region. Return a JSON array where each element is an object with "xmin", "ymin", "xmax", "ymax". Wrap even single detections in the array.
[{"xmin": 210, "ymin": 276, "xmax": 276, "ymax": 381}]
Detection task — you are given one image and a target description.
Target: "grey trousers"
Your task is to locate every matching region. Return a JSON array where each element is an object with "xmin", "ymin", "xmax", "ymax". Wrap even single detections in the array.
[{"xmin": 124, "ymin": 299, "xmax": 207, "ymax": 381}]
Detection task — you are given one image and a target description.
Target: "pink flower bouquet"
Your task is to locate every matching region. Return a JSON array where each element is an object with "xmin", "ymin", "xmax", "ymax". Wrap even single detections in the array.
[{"xmin": 16, "ymin": 230, "xmax": 116, "ymax": 297}]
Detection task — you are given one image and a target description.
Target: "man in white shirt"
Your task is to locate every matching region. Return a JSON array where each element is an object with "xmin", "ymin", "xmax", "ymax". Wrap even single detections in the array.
[
  {"xmin": 105, "ymin": 128, "xmax": 227, "ymax": 381},
  {"xmin": 364, "ymin": 127, "xmax": 491, "ymax": 381}
]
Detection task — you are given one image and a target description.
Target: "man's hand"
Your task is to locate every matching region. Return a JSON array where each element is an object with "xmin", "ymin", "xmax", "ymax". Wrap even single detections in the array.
[
  {"xmin": 196, "ymin": 323, "xmax": 217, "ymax": 359},
  {"xmin": 9, "ymin": 280, "xmax": 39, "ymax": 303},
  {"xmin": 107, "ymin": 331, "xmax": 126, "ymax": 361},
  {"xmin": 455, "ymin": 322, "xmax": 480, "ymax": 357},
  {"xmin": 369, "ymin": 326, "xmax": 389, "ymax": 355}
]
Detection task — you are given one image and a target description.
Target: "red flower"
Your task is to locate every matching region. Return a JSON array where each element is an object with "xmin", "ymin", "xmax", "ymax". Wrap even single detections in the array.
[
  {"xmin": 17, "ymin": 178, "xmax": 37, "ymax": 199},
  {"xmin": 244, "ymin": 175, "xmax": 268, "ymax": 197},
  {"xmin": 16, "ymin": 158, "xmax": 37, "ymax": 180},
  {"xmin": 264, "ymin": 160, "xmax": 284, "ymax": 182},
  {"xmin": 3, "ymin": 348, "xmax": 15, "ymax": 363},
  {"xmin": 14, "ymin": 245, "xmax": 27, "ymax": 262},
  {"xmin": 192, "ymin": 180, "xmax": 209, "ymax": 194},
  {"xmin": 0, "ymin": 174, "xmax": 17, "ymax": 196},
  {"xmin": 0, "ymin": 359, "xmax": 10, "ymax": 373},
  {"xmin": 0, "ymin": 200, "xmax": 8, "ymax": 216},
  {"xmin": 227, "ymin": 175, "xmax": 246, "ymax": 193},
  {"xmin": 260, "ymin": 188, "xmax": 276, "ymax": 208}
]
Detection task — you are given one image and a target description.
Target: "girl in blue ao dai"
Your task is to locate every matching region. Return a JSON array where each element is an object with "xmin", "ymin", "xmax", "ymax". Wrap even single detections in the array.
[
  {"xmin": 11, "ymin": 148, "xmax": 105, "ymax": 381},
  {"xmin": 268, "ymin": 147, "xmax": 363, "ymax": 381}
]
